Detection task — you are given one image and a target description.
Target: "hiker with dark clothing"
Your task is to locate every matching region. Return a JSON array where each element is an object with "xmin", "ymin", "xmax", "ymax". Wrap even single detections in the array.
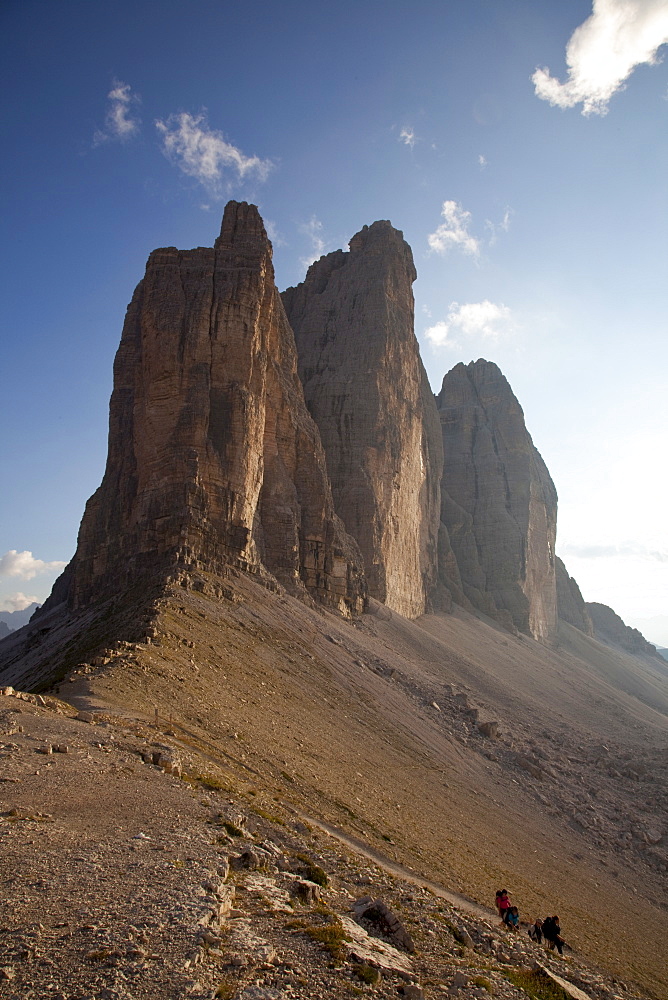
[
  {"xmin": 543, "ymin": 914, "xmax": 565, "ymax": 954},
  {"xmin": 503, "ymin": 905, "xmax": 520, "ymax": 930},
  {"xmin": 528, "ymin": 918, "xmax": 543, "ymax": 944}
]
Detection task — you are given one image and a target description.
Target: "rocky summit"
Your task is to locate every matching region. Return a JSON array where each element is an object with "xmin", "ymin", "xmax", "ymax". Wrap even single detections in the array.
[
  {"xmin": 49, "ymin": 202, "xmax": 365, "ymax": 618},
  {"xmin": 435, "ymin": 361, "xmax": 558, "ymax": 640},
  {"xmin": 1, "ymin": 202, "xmax": 666, "ymax": 1000},
  {"xmin": 283, "ymin": 221, "xmax": 442, "ymax": 620}
]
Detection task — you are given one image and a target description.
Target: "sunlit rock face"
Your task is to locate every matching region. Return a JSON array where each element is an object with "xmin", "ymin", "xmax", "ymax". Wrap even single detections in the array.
[
  {"xmin": 436, "ymin": 360, "xmax": 558, "ymax": 639},
  {"xmin": 556, "ymin": 557, "xmax": 594, "ymax": 636},
  {"xmin": 282, "ymin": 221, "xmax": 443, "ymax": 619},
  {"xmin": 52, "ymin": 202, "xmax": 366, "ymax": 616}
]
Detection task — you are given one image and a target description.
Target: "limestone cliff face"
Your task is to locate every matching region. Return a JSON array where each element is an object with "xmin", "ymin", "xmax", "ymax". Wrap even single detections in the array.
[
  {"xmin": 436, "ymin": 360, "xmax": 558, "ymax": 639},
  {"xmin": 55, "ymin": 202, "xmax": 365, "ymax": 615},
  {"xmin": 282, "ymin": 222, "xmax": 443, "ymax": 619},
  {"xmin": 556, "ymin": 557, "xmax": 594, "ymax": 636}
]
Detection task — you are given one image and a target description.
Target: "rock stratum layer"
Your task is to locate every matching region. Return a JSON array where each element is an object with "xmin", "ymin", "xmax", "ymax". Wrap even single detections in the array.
[
  {"xmin": 50, "ymin": 202, "xmax": 366, "ymax": 616},
  {"xmin": 436, "ymin": 361, "xmax": 558, "ymax": 640},
  {"xmin": 282, "ymin": 222, "xmax": 443, "ymax": 619}
]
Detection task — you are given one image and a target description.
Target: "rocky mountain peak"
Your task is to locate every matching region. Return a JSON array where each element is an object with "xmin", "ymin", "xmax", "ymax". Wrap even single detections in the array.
[
  {"xmin": 283, "ymin": 219, "xmax": 442, "ymax": 619},
  {"xmin": 436, "ymin": 358, "xmax": 558, "ymax": 639},
  {"xmin": 44, "ymin": 203, "xmax": 365, "ymax": 616},
  {"xmin": 215, "ymin": 199, "xmax": 270, "ymax": 257}
]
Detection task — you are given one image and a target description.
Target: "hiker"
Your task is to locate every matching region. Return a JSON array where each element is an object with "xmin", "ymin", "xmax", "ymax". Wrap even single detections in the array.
[
  {"xmin": 496, "ymin": 889, "xmax": 511, "ymax": 923},
  {"xmin": 503, "ymin": 905, "xmax": 520, "ymax": 930},
  {"xmin": 543, "ymin": 914, "xmax": 565, "ymax": 955},
  {"xmin": 528, "ymin": 918, "xmax": 543, "ymax": 944}
]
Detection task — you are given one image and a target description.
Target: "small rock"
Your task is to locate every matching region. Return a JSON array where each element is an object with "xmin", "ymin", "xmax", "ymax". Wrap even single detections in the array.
[{"xmin": 399, "ymin": 985, "xmax": 424, "ymax": 999}]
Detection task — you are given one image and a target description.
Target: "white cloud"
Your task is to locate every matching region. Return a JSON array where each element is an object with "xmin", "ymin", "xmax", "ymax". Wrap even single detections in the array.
[
  {"xmin": 299, "ymin": 215, "xmax": 327, "ymax": 270},
  {"xmin": 478, "ymin": 154, "xmax": 488, "ymax": 168},
  {"xmin": 155, "ymin": 112, "xmax": 272, "ymax": 193},
  {"xmin": 1, "ymin": 592, "xmax": 41, "ymax": 613},
  {"xmin": 533, "ymin": 0, "xmax": 668, "ymax": 115},
  {"xmin": 428, "ymin": 201, "xmax": 481, "ymax": 258},
  {"xmin": 0, "ymin": 550, "xmax": 67, "ymax": 580},
  {"xmin": 425, "ymin": 300, "xmax": 513, "ymax": 347},
  {"xmin": 264, "ymin": 219, "xmax": 286, "ymax": 248},
  {"xmin": 94, "ymin": 80, "xmax": 140, "ymax": 144},
  {"xmin": 399, "ymin": 127, "xmax": 416, "ymax": 148},
  {"xmin": 561, "ymin": 541, "xmax": 668, "ymax": 561}
]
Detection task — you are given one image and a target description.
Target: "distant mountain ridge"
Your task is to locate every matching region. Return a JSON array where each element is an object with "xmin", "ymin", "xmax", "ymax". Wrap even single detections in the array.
[{"xmin": 0, "ymin": 602, "xmax": 40, "ymax": 634}]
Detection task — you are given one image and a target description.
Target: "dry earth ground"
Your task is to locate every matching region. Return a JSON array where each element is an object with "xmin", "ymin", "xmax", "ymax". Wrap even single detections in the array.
[{"xmin": 1, "ymin": 571, "xmax": 667, "ymax": 997}]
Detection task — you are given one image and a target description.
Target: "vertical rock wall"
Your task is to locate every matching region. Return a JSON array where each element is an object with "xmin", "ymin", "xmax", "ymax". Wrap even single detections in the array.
[
  {"xmin": 436, "ymin": 360, "xmax": 558, "ymax": 639},
  {"xmin": 58, "ymin": 203, "xmax": 366, "ymax": 615},
  {"xmin": 282, "ymin": 222, "xmax": 443, "ymax": 619}
]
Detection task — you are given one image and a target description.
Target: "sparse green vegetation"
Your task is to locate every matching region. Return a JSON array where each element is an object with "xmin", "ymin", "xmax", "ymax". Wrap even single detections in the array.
[
  {"xmin": 304, "ymin": 918, "xmax": 350, "ymax": 962},
  {"xmin": 214, "ymin": 984, "xmax": 236, "ymax": 999},
  {"xmin": 472, "ymin": 975, "xmax": 493, "ymax": 993},
  {"xmin": 294, "ymin": 852, "xmax": 329, "ymax": 887},
  {"xmin": 252, "ymin": 805, "xmax": 285, "ymax": 825},
  {"xmin": 182, "ymin": 768, "xmax": 231, "ymax": 792},
  {"xmin": 352, "ymin": 962, "xmax": 381, "ymax": 984},
  {"xmin": 504, "ymin": 968, "xmax": 569, "ymax": 999}
]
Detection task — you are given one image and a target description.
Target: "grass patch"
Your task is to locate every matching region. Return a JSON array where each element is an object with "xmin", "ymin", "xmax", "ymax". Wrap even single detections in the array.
[
  {"xmin": 472, "ymin": 975, "xmax": 493, "ymax": 993},
  {"xmin": 294, "ymin": 852, "xmax": 329, "ymax": 887},
  {"xmin": 214, "ymin": 985, "xmax": 237, "ymax": 999},
  {"xmin": 252, "ymin": 806, "xmax": 285, "ymax": 826},
  {"xmin": 352, "ymin": 962, "xmax": 381, "ymax": 984},
  {"xmin": 504, "ymin": 969, "xmax": 570, "ymax": 1000},
  {"xmin": 304, "ymin": 918, "xmax": 350, "ymax": 963},
  {"xmin": 187, "ymin": 770, "xmax": 231, "ymax": 792}
]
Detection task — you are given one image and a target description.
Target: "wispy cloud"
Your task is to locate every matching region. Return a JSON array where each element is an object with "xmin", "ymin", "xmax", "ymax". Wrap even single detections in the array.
[
  {"xmin": 299, "ymin": 215, "xmax": 327, "ymax": 270},
  {"xmin": 0, "ymin": 592, "xmax": 40, "ymax": 613},
  {"xmin": 155, "ymin": 112, "xmax": 272, "ymax": 193},
  {"xmin": 533, "ymin": 0, "xmax": 668, "ymax": 115},
  {"xmin": 94, "ymin": 80, "xmax": 141, "ymax": 144},
  {"xmin": 478, "ymin": 154, "xmax": 488, "ymax": 168},
  {"xmin": 0, "ymin": 550, "xmax": 66, "ymax": 580},
  {"xmin": 425, "ymin": 300, "xmax": 513, "ymax": 348},
  {"xmin": 399, "ymin": 126, "xmax": 416, "ymax": 148},
  {"xmin": 486, "ymin": 207, "xmax": 513, "ymax": 244},
  {"xmin": 561, "ymin": 542, "xmax": 668, "ymax": 561},
  {"xmin": 428, "ymin": 201, "xmax": 481, "ymax": 258}
]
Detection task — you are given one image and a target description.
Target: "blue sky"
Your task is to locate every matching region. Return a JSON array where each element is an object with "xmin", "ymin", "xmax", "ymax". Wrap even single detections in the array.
[{"xmin": 2, "ymin": 0, "xmax": 667, "ymax": 643}]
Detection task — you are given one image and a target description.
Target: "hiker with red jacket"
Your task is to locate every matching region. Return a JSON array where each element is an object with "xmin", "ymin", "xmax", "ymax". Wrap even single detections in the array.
[{"xmin": 496, "ymin": 889, "xmax": 511, "ymax": 923}]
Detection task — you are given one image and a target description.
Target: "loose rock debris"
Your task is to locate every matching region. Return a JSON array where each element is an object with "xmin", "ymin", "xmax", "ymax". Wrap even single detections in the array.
[{"xmin": 0, "ymin": 690, "xmax": 652, "ymax": 999}]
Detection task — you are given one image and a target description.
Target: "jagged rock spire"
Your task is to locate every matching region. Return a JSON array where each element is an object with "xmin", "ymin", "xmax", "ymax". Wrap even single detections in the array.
[
  {"xmin": 283, "ymin": 221, "xmax": 443, "ymax": 619},
  {"xmin": 48, "ymin": 202, "xmax": 366, "ymax": 615}
]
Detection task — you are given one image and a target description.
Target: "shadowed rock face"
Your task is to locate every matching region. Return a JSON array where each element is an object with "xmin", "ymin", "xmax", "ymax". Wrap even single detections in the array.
[
  {"xmin": 587, "ymin": 602, "xmax": 660, "ymax": 657},
  {"xmin": 556, "ymin": 557, "xmax": 594, "ymax": 636},
  {"xmin": 282, "ymin": 222, "xmax": 443, "ymax": 619},
  {"xmin": 436, "ymin": 360, "xmax": 558, "ymax": 639},
  {"xmin": 51, "ymin": 202, "xmax": 366, "ymax": 616}
]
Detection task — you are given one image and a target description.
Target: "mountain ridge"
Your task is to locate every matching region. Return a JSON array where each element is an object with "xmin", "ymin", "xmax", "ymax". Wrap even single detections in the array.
[{"xmin": 1, "ymin": 202, "xmax": 666, "ymax": 998}]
